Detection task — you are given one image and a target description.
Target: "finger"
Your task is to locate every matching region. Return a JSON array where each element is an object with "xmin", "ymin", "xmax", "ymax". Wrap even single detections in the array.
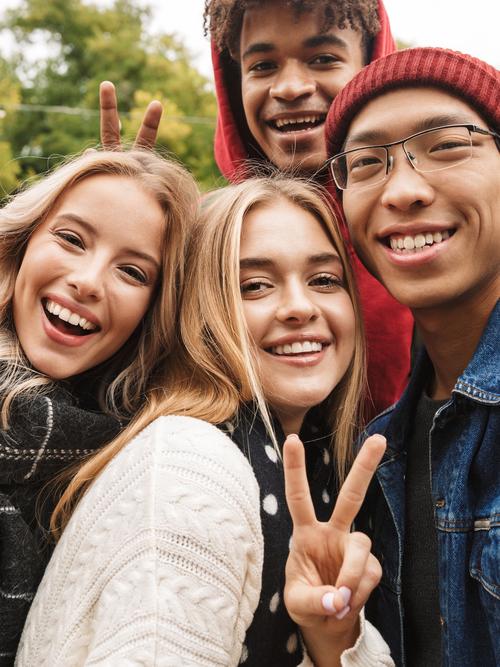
[
  {"xmin": 285, "ymin": 581, "xmax": 345, "ymax": 626},
  {"xmin": 133, "ymin": 101, "xmax": 163, "ymax": 150},
  {"xmin": 100, "ymin": 81, "xmax": 122, "ymax": 151},
  {"xmin": 347, "ymin": 555, "xmax": 382, "ymax": 614},
  {"xmin": 334, "ymin": 530, "xmax": 372, "ymax": 599},
  {"xmin": 283, "ymin": 434, "xmax": 317, "ymax": 527},
  {"xmin": 330, "ymin": 434, "xmax": 386, "ymax": 532}
]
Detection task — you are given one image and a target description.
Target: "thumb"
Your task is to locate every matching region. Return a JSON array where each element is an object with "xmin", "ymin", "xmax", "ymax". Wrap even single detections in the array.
[{"xmin": 285, "ymin": 583, "xmax": 349, "ymax": 626}]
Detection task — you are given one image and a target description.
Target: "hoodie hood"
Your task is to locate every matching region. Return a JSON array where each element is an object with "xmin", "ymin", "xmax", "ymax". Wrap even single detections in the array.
[{"xmin": 211, "ymin": 0, "xmax": 396, "ymax": 181}]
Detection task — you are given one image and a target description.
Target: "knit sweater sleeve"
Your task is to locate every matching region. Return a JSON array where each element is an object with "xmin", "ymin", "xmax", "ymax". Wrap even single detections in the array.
[
  {"xmin": 298, "ymin": 609, "xmax": 394, "ymax": 667},
  {"xmin": 15, "ymin": 415, "xmax": 263, "ymax": 667}
]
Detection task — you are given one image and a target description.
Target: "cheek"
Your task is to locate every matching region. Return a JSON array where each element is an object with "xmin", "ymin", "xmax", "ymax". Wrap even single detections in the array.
[
  {"xmin": 242, "ymin": 302, "xmax": 267, "ymax": 345},
  {"xmin": 331, "ymin": 297, "xmax": 356, "ymax": 352},
  {"xmin": 241, "ymin": 82, "xmax": 263, "ymax": 131},
  {"xmin": 112, "ymin": 288, "xmax": 155, "ymax": 344}
]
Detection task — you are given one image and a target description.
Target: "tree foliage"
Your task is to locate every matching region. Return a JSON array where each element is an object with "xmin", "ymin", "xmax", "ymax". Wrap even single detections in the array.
[{"xmin": 0, "ymin": 0, "xmax": 221, "ymax": 196}]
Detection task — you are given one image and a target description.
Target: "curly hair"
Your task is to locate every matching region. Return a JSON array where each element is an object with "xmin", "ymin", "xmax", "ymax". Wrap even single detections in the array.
[{"xmin": 204, "ymin": 0, "xmax": 381, "ymax": 61}]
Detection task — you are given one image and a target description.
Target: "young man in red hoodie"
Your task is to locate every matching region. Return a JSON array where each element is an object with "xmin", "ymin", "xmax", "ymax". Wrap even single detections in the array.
[
  {"xmin": 202, "ymin": 0, "xmax": 414, "ymax": 419},
  {"xmin": 101, "ymin": 0, "xmax": 414, "ymax": 420}
]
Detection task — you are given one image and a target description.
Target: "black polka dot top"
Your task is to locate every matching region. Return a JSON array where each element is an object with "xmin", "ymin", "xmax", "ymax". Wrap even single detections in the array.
[{"xmin": 219, "ymin": 406, "xmax": 336, "ymax": 666}]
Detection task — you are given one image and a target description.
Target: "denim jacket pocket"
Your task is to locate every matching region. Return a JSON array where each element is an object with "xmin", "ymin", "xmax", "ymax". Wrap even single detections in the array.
[{"xmin": 470, "ymin": 519, "xmax": 500, "ymax": 600}]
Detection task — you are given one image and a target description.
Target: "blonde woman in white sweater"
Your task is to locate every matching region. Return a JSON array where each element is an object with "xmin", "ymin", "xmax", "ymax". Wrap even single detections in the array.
[{"xmin": 16, "ymin": 177, "xmax": 392, "ymax": 667}]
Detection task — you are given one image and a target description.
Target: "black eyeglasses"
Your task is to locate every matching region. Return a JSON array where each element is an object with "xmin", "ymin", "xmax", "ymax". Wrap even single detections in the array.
[{"xmin": 327, "ymin": 124, "xmax": 500, "ymax": 191}]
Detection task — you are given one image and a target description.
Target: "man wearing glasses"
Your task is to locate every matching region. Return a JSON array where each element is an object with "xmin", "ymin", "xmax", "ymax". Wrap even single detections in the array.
[{"xmin": 323, "ymin": 47, "xmax": 500, "ymax": 666}]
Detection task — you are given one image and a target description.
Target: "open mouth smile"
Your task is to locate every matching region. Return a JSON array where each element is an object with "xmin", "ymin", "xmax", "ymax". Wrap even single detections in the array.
[
  {"xmin": 43, "ymin": 298, "xmax": 100, "ymax": 337},
  {"xmin": 386, "ymin": 229, "xmax": 455, "ymax": 254},
  {"xmin": 272, "ymin": 114, "xmax": 327, "ymax": 133},
  {"xmin": 268, "ymin": 340, "xmax": 325, "ymax": 355}
]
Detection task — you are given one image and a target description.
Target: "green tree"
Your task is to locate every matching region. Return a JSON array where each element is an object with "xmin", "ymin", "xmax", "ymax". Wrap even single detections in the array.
[{"xmin": 0, "ymin": 0, "xmax": 220, "ymax": 193}]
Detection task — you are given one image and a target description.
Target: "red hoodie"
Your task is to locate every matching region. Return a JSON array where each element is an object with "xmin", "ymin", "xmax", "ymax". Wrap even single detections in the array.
[{"xmin": 211, "ymin": 1, "xmax": 415, "ymax": 421}]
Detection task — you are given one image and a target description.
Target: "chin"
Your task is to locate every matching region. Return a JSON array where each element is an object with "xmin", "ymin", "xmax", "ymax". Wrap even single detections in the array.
[{"xmin": 268, "ymin": 152, "xmax": 327, "ymax": 176}]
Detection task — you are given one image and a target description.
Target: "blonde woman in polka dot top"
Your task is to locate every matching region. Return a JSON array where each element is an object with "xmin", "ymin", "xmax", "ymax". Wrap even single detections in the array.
[{"xmin": 16, "ymin": 176, "xmax": 393, "ymax": 667}]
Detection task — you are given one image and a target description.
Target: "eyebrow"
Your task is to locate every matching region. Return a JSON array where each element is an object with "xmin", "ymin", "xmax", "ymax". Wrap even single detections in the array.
[
  {"xmin": 55, "ymin": 213, "xmax": 162, "ymax": 274},
  {"xmin": 240, "ymin": 252, "xmax": 343, "ymax": 269},
  {"xmin": 241, "ymin": 33, "xmax": 349, "ymax": 62},
  {"xmin": 344, "ymin": 113, "xmax": 480, "ymax": 149}
]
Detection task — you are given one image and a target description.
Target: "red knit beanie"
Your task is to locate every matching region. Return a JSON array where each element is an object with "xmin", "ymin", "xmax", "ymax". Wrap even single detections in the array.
[{"xmin": 325, "ymin": 47, "xmax": 500, "ymax": 159}]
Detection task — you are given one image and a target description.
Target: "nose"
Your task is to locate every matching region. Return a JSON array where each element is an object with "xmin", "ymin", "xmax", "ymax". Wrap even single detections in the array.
[
  {"xmin": 380, "ymin": 152, "xmax": 435, "ymax": 211},
  {"xmin": 269, "ymin": 60, "xmax": 316, "ymax": 102},
  {"xmin": 276, "ymin": 281, "xmax": 320, "ymax": 324},
  {"xmin": 66, "ymin": 257, "xmax": 105, "ymax": 300}
]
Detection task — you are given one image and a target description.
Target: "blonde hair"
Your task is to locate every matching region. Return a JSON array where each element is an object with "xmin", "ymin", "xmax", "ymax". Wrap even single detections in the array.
[
  {"xmin": 51, "ymin": 175, "xmax": 365, "ymax": 538},
  {"xmin": 0, "ymin": 149, "xmax": 199, "ymax": 425}
]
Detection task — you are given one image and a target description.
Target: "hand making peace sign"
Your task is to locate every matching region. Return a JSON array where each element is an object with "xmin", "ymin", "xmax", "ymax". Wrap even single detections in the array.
[
  {"xmin": 99, "ymin": 81, "xmax": 162, "ymax": 150},
  {"xmin": 283, "ymin": 433, "xmax": 388, "ymax": 667}
]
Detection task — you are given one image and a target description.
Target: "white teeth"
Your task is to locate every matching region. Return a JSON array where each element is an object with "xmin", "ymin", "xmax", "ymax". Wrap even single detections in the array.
[
  {"xmin": 271, "ymin": 341, "xmax": 323, "ymax": 355},
  {"xmin": 415, "ymin": 234, "xmax": 426, "ymax": 248},
  {"xmin": 45, "ymin": 299, "xmax": 97, "ymax": 331},
  {"xmin": 404, "ymin": 236, "xmax": 415, "ymax": 250},
  {"xmin": 275, "ymin": 114, "xmax": 322, "ymax": 129},
  {"xmin": 390, "ymin": 230, "xmax": 453, "ymax": 254},
  {"xmin": 59, "ymin": 308, "xmax": 71, "ymax": 322}
]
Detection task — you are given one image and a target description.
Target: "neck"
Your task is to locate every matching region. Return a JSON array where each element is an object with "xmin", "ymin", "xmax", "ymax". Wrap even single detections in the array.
[
  {"xmin": 412, "ymin": 289, "xmax": 499, "ymax": 399},
  {"xmin": 274, "ymin": 407, "xmax": 307, "ymax": 438}
]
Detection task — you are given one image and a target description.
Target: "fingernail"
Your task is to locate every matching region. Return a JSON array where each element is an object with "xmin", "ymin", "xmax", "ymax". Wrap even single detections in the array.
[
  {"xmin": 287, "ymin": 434, "xmax": 299, "ymax": 439},
  {"xmin": 322, "ymin": 592, "xmax": 335, "ymax": 613},
  {"xmin": 338, "ymin": 586, "xmax": 351, "ymax": 607},
  {"xmin": 335, "ymin": 604, "xmax": 351, "ymax": 620}
]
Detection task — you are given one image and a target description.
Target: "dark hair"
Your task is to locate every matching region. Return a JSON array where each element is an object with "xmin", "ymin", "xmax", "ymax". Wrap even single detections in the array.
[{"xmin": 204, "ymin": 0, "xmax": 381, "ymax": 64}]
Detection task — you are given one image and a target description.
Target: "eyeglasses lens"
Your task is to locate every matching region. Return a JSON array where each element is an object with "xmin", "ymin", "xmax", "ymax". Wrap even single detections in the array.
[{"xmin": 332, "ymin": 126, "xmax": 473, "ymax": 191}]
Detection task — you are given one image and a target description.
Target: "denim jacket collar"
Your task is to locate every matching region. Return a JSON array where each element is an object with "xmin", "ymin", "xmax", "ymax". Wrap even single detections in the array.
[{"xmin": 380, "ymin": 298, "xmax": 500, "ymax": 462}]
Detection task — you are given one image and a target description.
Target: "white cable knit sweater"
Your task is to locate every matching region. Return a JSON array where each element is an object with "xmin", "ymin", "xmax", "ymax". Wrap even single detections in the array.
[{"xmin": 15, "ymin": 416, "xmax": 393, "ymax": 667}]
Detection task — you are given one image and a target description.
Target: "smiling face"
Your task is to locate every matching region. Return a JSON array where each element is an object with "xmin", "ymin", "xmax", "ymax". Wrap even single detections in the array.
[
  {"xmin": 342, "ymin": 87, "xmax": 500, "ymax": 315},
  {"xmin": 240, "ymin": 198, "xmax": 355, "ymax": 434},
  {"xmin": 240, "ymin": 0, "xmax": 365, "ymax": 174},
  {"xmin": 13, "ymin": 174, "xmax": 164, "ymax": 379}
]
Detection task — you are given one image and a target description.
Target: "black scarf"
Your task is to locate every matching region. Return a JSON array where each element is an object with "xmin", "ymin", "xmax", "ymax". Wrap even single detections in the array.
[{"xmin": 0, "ymin": 385, "xmax": 121, "ymax": 667}]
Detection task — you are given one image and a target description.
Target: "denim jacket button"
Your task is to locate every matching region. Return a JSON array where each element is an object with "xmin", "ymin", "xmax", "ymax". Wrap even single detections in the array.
[
  {"xmin": 440, "ymin": 615, "xmax": 445, "ymax": 628},
  {"xmin": 435, "ymin": 499, "xmax": 446, "ymax": 508}
]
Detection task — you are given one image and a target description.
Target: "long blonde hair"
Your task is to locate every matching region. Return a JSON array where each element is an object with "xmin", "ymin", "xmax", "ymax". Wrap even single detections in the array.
[
  {"xmin": 51, "ymin": 176, "xmax": 366, "ymax": 538},
  {"xmin": 0, "ymin": 149, "xmax": 199, "ymax": 425}
]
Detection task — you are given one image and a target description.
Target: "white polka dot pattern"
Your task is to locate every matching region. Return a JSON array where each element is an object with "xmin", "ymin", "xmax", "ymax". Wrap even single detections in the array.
[
  {"xmin": 286, "ymin": 633, "xmax": 298, "ymax": 654},
  {"xmin": 263, "ymin": 494, "xmax": 278, "ymax": 515},
  {"xmin": 265, "ymin": 445, "xmax": 278, "ymax": 463},
  {"xmin": 269, "ymin": 591, "xmax": 280, "ymax": 613}
]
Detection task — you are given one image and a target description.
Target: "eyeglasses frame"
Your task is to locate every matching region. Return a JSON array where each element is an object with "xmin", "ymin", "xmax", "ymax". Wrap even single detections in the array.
[{"xmin": 327, "ymin": 124, "xmax": 500, "ymax": 191}]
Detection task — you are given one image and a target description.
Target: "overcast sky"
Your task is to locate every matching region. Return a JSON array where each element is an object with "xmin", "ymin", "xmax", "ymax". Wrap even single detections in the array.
[{"xmin": 3, "ymin": 0, "xmax": 500, "ymax": 79}]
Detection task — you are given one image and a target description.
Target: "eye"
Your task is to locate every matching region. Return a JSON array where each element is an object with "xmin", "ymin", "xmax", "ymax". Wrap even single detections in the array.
[
  {"xmin": 55, "ymin": 231, "xmax": 84, "ymax": 248},
  {"xmin": 120, "ymin": 265, "xmax": 148, "ymax": 285},
  {"xmin": 430, "ymin": 139, "xmax": 469, "ymax": 152},
  {"xmin": 349, "ymin": 153, "xmax": 384, "ymax": 172},
  {"xmin": 310, "ymin": 54, "xmax": 341, "ymax": 66},
  {"xmin": 248, "ymin": 60, "xmax": 277, "ymax": 73},
  {"xmin": 240, "ymin": 278, "xmax": 274, "ymax": 298},
  {"xmin": 309, "ymin": 273, "xmax": 345, "ymax": 290}
]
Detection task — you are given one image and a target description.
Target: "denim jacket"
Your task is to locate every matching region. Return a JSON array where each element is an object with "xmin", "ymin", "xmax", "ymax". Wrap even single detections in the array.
[{"xmin": 357, "ymin": 299, "xmax": 500, "ymax": 666}]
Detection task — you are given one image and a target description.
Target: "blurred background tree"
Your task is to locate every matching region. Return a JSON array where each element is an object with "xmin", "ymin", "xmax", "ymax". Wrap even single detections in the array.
[{"xmin": 0, "ymin": 0, "xmax": 221, "ymax": 199}]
